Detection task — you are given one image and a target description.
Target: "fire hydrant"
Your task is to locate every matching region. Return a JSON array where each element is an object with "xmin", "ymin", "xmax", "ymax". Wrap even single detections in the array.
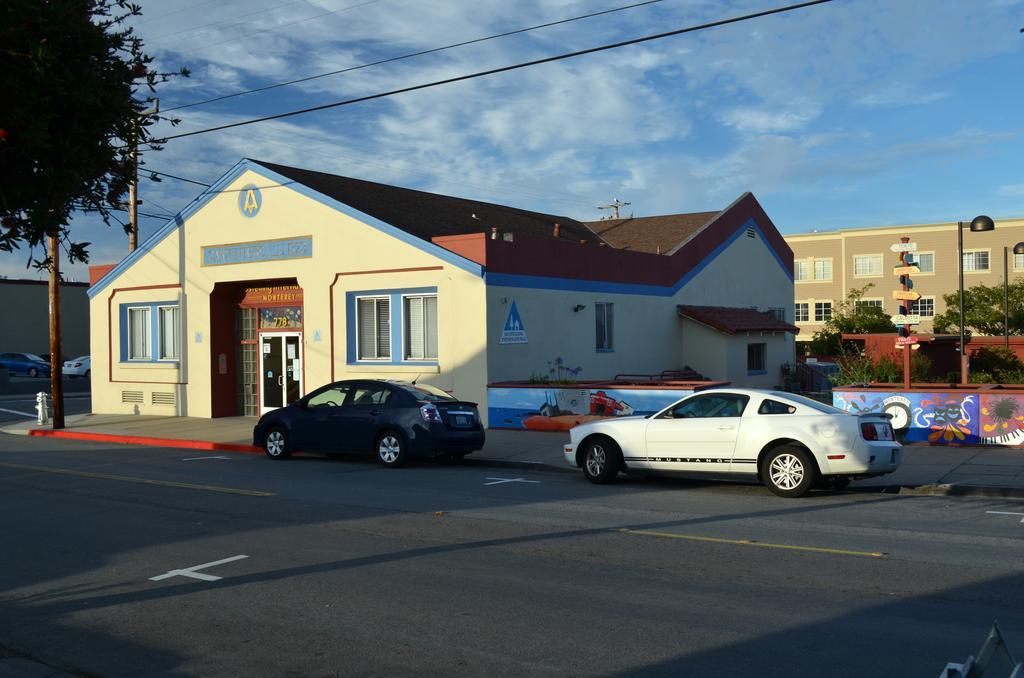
[{"xmin": 36, "ymin": 392, "xmax": 49, "ymax": 425}]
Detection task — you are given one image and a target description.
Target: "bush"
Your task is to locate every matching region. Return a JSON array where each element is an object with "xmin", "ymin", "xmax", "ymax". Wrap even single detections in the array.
[
  {"xmin": 831, "ymin": 351, "xmax": 934, "ymax": 386},
  {"xmin": 969, "ymin": 347, "xmax": 1024, "ymax": 384}
]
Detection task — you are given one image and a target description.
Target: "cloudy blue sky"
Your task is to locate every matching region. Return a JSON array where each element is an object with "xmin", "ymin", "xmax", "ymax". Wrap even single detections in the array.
[{"xmin": 4, "ymin": 0, "xmax": 1023, "ymax": 281}]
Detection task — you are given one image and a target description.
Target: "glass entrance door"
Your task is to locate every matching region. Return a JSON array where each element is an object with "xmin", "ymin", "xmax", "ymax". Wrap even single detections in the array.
[{"xmin": 259, "ymin": 332, "xmax": 302, "ymax": 414}]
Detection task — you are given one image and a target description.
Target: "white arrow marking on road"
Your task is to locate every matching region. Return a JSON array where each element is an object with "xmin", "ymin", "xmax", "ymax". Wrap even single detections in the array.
[
  {"xmin": 0, "ymin": 407, "xmax": 37, "ymax": 418},
  {"xmin": 149, "ymin": 554, "xmax": 249, "ymax": 582},
  {"xmin": 181, "ymin": 455, "xmax": 231, "ymax": 461},
  {"xmin": 484, "ymin": 477, "xmax": 541, "ymax": 486},
  {"xmin": 986, "ymin": 510, "xmax": 1024, "ymax": 523}
]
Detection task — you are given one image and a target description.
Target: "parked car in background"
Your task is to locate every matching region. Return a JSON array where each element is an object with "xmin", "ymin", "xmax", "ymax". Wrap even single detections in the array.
[
  {"xmin": 0, "ymin": 353, "xmax": 52, "ymax": 378},
  {"xmin": 254, "ymin": 379, "xmax": 485, "ymax": 466},
  {"xmin": 564, "ymin": 388, "xmax": 900, "ymax": 498},
  {"xmin": 63, "ymin": 356, "xmax": 91, "ymax": 378}
]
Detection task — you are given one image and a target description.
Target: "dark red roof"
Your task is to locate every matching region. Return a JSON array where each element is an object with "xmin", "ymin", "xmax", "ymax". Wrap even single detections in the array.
[
  {"xmin": 677, "ymin": 305, "xmax": 799, "ymax": 335},
  {"xmin": 584, "ymin": 212, "xmax": 720, "ymax": 254}
]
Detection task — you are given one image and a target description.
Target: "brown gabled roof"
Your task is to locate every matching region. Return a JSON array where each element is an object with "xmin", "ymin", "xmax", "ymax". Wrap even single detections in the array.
[
  {"xmin": 677, "ymin": 305, "xmax": 799, "ymax": 335},
  {"xmin": 252, "ymin": 160, "xmax": 603, "ymax": 245},
  {"xmin": 583, "ymin": 212, "xmax": 720, "ymax": 254}
]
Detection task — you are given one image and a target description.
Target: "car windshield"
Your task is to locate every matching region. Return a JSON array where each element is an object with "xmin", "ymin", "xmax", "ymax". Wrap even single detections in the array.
[
  {"xmin": 393, "ymin": 382, "xmax": 457, "ymax": 402},
  {"xmin": 770, "ymin": 391, "xmax": 844, "ymax": 414},
  {"xmin": 25, "ymin": 354, "xmax": 46, "ymax": 362}
]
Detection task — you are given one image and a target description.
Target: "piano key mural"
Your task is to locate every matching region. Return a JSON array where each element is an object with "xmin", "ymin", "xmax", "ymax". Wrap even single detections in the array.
[{"xmin": 833, "ymin": 388, "xmax": 1024, "ymax": 446}]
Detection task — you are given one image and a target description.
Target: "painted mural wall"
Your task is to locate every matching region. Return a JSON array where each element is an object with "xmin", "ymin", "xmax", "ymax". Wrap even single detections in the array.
[
  {"xmin": 833, "ymin": 389, "xmax": 1024, "ymax": 446},
  {"xmin": 489, "ymin": 386, "xmax": 694, "ymax": 431}
]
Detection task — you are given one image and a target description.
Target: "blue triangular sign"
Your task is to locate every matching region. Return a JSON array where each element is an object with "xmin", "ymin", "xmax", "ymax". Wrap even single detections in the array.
[{"xmin": 500, "ymin": 300, "xmax": 528, "ymax": 344}]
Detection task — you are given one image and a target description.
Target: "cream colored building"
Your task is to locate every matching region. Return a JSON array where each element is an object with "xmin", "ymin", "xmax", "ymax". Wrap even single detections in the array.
[
  {"xmin": 785, "ymin": 218, "xmax": 1024, "ymax": 343},
  {"xmin": 87, "ymin": 159, "xmax": 797, "ymax": 422}
]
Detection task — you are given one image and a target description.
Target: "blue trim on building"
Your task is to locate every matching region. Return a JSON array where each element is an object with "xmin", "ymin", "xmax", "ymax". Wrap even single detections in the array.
[
  {"xmin": 485, "ymin": 218, "xmax": 792, "ymax": 295},
  {"xmin": 344, "ymin": 287, "xmax": 438, "ymax": 366},
  {"xmin": 88, "ymin": 159, "xmax": 482, "ymax": 299},
  {"xmin": 747, "ymin": 370, "xmax": 768, "ymax": 376},
  {"xmin": 118, "ymin": 300, "xmax": 180, "ymax": 363}
]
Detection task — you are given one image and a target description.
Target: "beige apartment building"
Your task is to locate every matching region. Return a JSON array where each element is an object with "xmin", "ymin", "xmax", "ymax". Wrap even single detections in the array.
[{"xmin": 785, "ymin": 217, "xmax": 1024, "ymax": 344}]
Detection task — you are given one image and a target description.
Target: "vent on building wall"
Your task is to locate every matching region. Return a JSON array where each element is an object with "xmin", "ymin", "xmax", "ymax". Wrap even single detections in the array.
[
  {"xmin": 746, "ymin": 226, "xmax": 756, "ymax": 238},
  {"xmin": 152, "ymin": 392, "xmax": 176, "ymax": 406},
  {"xmin": 121, "ymin": 390, "xmax": 143, "ymax": 403}
]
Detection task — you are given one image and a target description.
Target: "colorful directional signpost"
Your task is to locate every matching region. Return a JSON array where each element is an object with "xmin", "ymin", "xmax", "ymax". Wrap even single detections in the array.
[{"xmin": 894, "ymin": 237, "xmax": 918, "ymax": 388}]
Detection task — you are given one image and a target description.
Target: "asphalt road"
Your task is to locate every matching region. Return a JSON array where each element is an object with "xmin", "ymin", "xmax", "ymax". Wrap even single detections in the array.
[
  {"xmin": 2, "ymin": 434, "xmax": 1023, "ymax": 677},
  {"xmin": 0, "ymin": 392, "xmax": 92, "ymax": 426}
]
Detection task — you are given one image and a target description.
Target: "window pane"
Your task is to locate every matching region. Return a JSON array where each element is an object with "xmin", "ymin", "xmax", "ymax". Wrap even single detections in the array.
[
  {"xmin": 814, "ymin": 302, "xmax": 832, "ymax": 322},
  {"xmin": 794, "ymin": 261, "xmax": 808, "ymax": 281},
  {"xmin": 376, "ymin": 298, "xmax": 391, "ymax": 359},
  {"xmin": 794, "ymin": 303, "xmax": 808, "ymax": 322},
  {"xmin": 128, "ymin": 308, "xmax": 150, "ymax": 360},
  {"xmin": 159, "ymin": 307, "xmax": 179, "ymax": 360},
  {"xmin": 605, "ymin": 303, "xmax": 613, "ymax": 350},
  {"xmin": 964, "ymin": 251, "xmax": 989, "ymax": 271},
  {"xmin": 595, "ymin": 303, "xmax": 606, "ymax": 350},
  {"xmin": 854, "ymin": 255, "xmax": 881, "ymax": 276},
  {"xmin": 814, "ymin": 259, "xmax": 832, "ymax": 280},
  {"xmin": 1015, "ymin": 253, "xmax": 1024, "ymax": 270},
  {"xmin": 358, "ymin": 299, "xmax": 378, "ymax": 360},
  {"xmin": 424, "ymin": 296, "xmax": 438, "ymax": 360},
  {"xmin": 747, "ymin": 343, "xmax": 766, "ymax": 371},
  {"xmin": 405, "ymin": 296, "xmax": 424, "ymax": 360}
]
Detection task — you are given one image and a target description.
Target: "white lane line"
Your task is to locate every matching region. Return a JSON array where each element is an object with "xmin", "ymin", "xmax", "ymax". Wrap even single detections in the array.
[
  {"xmin": 182, "ymin": 455, "xmax": 231, "ymax": 461},
  {"xmin": 149, "ymin": 554, "xmax": 249, "ymax": 582},
  {"xmin": 484, "ymin": 477, "xmax": 541, "ymax": 486},
  {"xmin": 0, "ymin": 407, "xmax": 36, "ymax": 418},
  {"xmin": 986, "ymin": 510, "xmax": 1024, "ymax": 523}
]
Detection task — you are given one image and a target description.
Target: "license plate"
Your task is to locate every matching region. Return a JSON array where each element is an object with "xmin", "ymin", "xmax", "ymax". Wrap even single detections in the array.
[{"xmin": 454, "ymin": 415, "xmax": 469, "ymax": 426}]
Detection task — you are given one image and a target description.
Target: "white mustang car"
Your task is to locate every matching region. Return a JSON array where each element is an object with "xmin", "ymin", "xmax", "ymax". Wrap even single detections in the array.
[{"xmin": 563, "ymin": 388, "xmax": 900, "ymax": 498}]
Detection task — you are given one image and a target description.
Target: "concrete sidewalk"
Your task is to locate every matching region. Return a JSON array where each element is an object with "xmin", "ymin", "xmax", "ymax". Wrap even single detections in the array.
[{"xmin": 3, "ymin": 413, "xmax": 1024, "ymax": 497}]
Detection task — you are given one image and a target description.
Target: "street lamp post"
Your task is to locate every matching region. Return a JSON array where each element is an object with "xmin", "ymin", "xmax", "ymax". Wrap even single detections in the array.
[
  {"xmin": 958, "ymin": 215, "xmax": 995, "ymax": 384},
  {"xmin": 1006, "ymin": 241, "xmax": 1024, "ymax": 349}
]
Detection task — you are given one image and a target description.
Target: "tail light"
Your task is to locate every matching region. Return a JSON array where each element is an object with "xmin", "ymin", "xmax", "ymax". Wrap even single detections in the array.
[
  {"xmin": 861, "ymin": 422, "xmax": 894, "ymax": 441},
  {"xmin": 420, "ymin": 403, "xmax": 442, "ymax": 422}
]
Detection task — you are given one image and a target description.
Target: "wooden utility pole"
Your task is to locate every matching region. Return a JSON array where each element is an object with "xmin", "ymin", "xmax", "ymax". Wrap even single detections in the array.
[
  {"xmin": 128, "ymin": 120, "xmax": 138, "ymax": 253},
  {"xmin": 598, "ymin": 198, "xmax": 631, "ymax": 220},
  {"xmin": 48, "ymin": 233, "xmax": 64, "ymax": 429}
]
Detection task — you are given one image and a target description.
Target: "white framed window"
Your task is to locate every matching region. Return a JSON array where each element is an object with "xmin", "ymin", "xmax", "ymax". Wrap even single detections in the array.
[
  {"xmin": 794, "ymin": 302, "xmax": 809, "ymax": 322},
  {"xmin": 910, "ymin": 297, "xmax": 935, "ymax": 317},
  {"xmin": 157, "ymin": 305, "xmax": 180, "ymax": 360},
  {"xmin": 963, "ymin": 250, "xmax": 990, "ymax": 272},
  {"xmin": 357, "ymin": 296, "xmax": 391, "ymax": 360},
  {"xmin": 127, "ymin": 307, "xmax": 151, "ymax": 360},
  {"xmin": 1014, "ymin": 252, "xmax": 1024, "ymax": 271},
  {"xmin": 906, "ymin": 251, "xmax": 934, "ymax": 273},
  {"xmin": 767, "ymin": 307, "xmax": 785, "ymax": 321},
  {"xmin": 403, "ymin": 295, "xmax": 438, "ymax": 361},
  {"xmin": 814, "ymin": 301, "xmax": 832, "ymax": 322},
  {"xmin": 794, "ymin": 260, "xmax": 809, "ymax": 281},
  {"xmin": 813, "ymin": 259, "xmax": 833, "ymax": 281},
  {"xmin": 853, "ymin": 254, "xmax": 883, "ymax": 277},
  {"xmin": 856, "ymin": 299, "xmax": 884, "ymax": 310},
  {"xmin": 595, "ymin": 302, "xmax": 614, "ymax": 351}
]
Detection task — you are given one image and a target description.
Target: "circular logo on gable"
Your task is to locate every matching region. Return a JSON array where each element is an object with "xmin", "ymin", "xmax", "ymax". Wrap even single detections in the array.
[{"xmin": 238, "ymin": 183, "xmax": 262, "ymax": 218}]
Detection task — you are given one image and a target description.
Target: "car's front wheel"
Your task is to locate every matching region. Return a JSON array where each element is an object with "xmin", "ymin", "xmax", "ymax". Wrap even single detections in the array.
[
  {"xmin": 263, "ymin": 427, "xmax": 292, "ymax": 459},
  {"xmin": 376, "ymin": 431, "xmax": 408, "ymax": 467},
  {"xmin": 581, "ymin": 436, "xmax": 621, "ymax": 484},
  {"xmin": 763, "ymin": 446, "xmax": 816, "ymax": 498},
  {"xmin": 27, "ymin": 367, "xmax": 38, "ymax": 378}
]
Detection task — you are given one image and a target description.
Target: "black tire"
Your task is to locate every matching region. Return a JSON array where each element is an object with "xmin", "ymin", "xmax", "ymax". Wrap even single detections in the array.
[
  {"xmin": 376, "ymin": 430, "xmax": 408, "ymax": 467},
  {"xmin": 829, "ymin": 477, "xmax": 852, "ymax": 491},
  {"xmin": 28, "ymin": 367, "xmax": 38, "ymax": 378},
  {"xmin": 444, "ymin": 453, "xmax": 467, "ymax": 464},
  {"xmin": 763, "ymin": 445, "xmax": 817, "ymax": 498},
  {"xmin": 581, "ymin": 436, "xmax": 621, "ymax": 484},
  {"xmin": 263, "ymin": 427, "xmax": 292, "ymax": 459}
]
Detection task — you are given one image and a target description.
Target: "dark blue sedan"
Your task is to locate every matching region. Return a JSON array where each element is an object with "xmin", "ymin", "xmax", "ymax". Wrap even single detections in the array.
[
  {"xmin": 253, "ymin": 379, "xmax": 485, "ymax": 466},
  {"xmin": 0, "ymin": 353, "xmax": 52, "ymax": 378}
]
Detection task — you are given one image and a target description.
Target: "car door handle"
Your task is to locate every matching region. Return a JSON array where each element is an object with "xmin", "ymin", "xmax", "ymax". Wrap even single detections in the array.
[
  {"xmin": 718, "ymin": 424, "xmax": 736, "ymax": 431},
  {"xmin": 369, "ymin": 409, "xmax": 382, "ymax": 416}
]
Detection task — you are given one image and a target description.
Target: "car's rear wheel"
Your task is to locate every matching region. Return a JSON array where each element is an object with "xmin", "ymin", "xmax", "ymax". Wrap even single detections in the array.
[
  {"xmin": 28, "ymin": 367, "xmax": 38, "ymax": 378},
  {"xmin": 582, "ymin": 436, "xmax": 621, "ymax": 484},
  {"xmin": 763, "ymin": 446, "xmax": 816, "ymax": 498},
  {"xmin": 263, "ymin": 427, "xmax": 292, "ymax": 459},
  {"xmin": 377, "ymin": 431, "xmax": 407, "ymax": 467}
]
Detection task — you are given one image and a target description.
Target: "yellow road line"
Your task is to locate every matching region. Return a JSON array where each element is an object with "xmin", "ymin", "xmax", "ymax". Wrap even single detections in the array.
[
  {"xmin": 616, "ymin": 528, "xmax": 886, "ymax": 558},
  {"xmin": 0, "ymin": 462, "xmax": 275, "ymax": 497}
]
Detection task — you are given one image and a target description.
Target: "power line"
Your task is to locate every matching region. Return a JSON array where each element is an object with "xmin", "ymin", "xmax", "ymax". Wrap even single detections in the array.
[
  {"xmin": 157, "ymin": 0, "xmax": 835, "ymax": 143},
  {"xmin": 164, "ymin": 0, "xmax": 664, "ymax": 112},
  {"xmin": 145, "ymin": 169, "xmax": 212, "ymax": 187}
]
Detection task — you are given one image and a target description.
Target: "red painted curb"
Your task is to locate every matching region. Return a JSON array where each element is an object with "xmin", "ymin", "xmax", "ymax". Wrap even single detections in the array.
[{"xmin": 27, "ymin": 429, "xmax": 261, "ymax": 454}]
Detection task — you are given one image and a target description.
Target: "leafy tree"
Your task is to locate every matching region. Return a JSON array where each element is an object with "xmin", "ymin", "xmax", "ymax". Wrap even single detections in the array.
[
  {"xmin": 933, "ymin": 280, "xmax": 1024, "ymax": 336},
  {"xmin": 831, "ymin": 351, "xmax": 933, "ymax": 386},
  {"xmin": 809, "ymin": 283, "xmax": 897, "ymax": 357},
  {"xmin": 968, "ymin": 346, "xmax": 1024, "ymax": 384},
  {"xmin": 0, "ymin": 0, "xmax": 188, "ymax": 270}
]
